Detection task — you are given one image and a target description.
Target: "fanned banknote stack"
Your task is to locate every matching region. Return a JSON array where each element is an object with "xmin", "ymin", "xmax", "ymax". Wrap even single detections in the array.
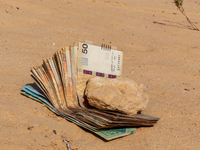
[{"xmin": 21, "ymin": 42, "xmax": 159, "ymax": 140}]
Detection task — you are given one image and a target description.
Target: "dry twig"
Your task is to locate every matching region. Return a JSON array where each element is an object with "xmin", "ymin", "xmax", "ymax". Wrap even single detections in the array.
[
  {"xmin": 174, "ymin": 0, "xmax": 199, "ymax": 31},
  {"xmin": 62, "ymin": 135, "xmax": 71, "ymax": 150}
]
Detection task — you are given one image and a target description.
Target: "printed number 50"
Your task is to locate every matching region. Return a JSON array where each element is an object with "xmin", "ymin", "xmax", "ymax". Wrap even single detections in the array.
[{"xmin": 82, "ymin": 44, "xmax": 88, "ymax": 54}]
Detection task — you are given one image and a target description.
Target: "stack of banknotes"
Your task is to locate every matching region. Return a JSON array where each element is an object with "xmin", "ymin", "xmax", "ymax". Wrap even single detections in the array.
[{"xmin": 21, "ymin": 42, "xmax": 159, "ymax": 140}]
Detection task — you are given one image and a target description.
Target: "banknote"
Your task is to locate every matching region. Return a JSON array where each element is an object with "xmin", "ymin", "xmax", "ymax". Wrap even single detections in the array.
[
  {"xmin": 77, "ymin": 42, "xmax": 123, "ymax": 77},
  {"xmin": 75, "ymin": 42, "xmax": 123, "ymax": 107},
  {"xmin": 23, "ymin": 84, "xmax": 46, "ymax": 98},
  {"xmin": 22, "ymin": 86, "xmax": 53, "ymax": 108},
  {"xmin": 95, "ymin": 128, "xmax": 136, "ymax": 141}
]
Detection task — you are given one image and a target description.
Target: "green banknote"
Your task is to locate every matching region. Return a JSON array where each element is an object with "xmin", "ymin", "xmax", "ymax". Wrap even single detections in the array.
[{"xmin": 95, "ymin": 128, "xmax": 136, "ymax": 141}]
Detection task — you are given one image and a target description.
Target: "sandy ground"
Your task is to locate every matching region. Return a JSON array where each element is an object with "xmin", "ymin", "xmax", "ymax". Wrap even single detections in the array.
[{"xmin": 0, "ymin": 0, "xmax": 200, "ymax": 149}]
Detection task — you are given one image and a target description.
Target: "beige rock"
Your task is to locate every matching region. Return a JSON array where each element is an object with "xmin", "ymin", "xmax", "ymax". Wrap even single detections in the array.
[{"xmin": 85, "ymin": 77, "xmax": 149, "ymax": 115}]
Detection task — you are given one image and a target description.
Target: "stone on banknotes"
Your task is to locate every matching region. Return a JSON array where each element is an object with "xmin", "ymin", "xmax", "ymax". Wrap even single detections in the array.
[{"xmin": 85, "ymin": 77, "xmax": 149, "ymax": 115}]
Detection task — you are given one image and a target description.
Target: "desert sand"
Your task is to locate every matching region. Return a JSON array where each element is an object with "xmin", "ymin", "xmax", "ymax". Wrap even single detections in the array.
[{"xmin": 0, "ymin": 0, "xmax": 200, "ymax": 149}]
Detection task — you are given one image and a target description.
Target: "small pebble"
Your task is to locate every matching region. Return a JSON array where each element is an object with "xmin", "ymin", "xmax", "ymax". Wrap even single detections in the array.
[
  {"xmin": 53, "ymin": 130, "xmax": 57, "ymax": 134},
  {"xmin": 27, "ymin": 126, "xmax": 34, "ymax": 130}
]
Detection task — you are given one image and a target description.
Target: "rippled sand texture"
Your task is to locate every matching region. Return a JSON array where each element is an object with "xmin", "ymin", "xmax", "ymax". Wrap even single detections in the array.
[{"xmin": 0, "ymin": 0, "xmax": 200, "ymax": 149}]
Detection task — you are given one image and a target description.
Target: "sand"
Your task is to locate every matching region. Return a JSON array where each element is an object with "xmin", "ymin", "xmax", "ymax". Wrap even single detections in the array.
[{"xmin": 0, "ymin": 0, "xmax": 200, "ymax": 149}]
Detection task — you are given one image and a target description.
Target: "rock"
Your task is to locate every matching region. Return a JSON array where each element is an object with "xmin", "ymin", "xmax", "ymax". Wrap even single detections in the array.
[{"xmin": 85, "ymin": 77, "xmax": 149, "ymax": 115}]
